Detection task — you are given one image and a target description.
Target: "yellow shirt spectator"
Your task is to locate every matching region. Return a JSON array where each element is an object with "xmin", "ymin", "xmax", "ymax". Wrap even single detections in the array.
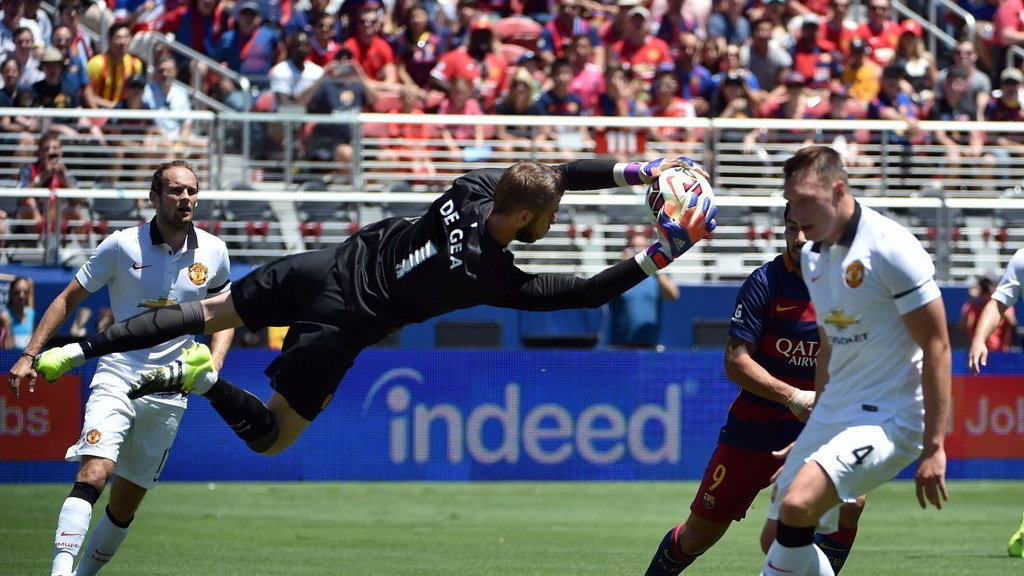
[{"xmin": 87, "ymin": 53, "xmax": 145, "ymax": 105}]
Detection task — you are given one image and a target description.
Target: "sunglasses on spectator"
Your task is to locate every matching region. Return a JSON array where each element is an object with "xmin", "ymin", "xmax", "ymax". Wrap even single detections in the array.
[{"xmin": 361, "ymin": 18, "xmax": 378, "ymax": 26}]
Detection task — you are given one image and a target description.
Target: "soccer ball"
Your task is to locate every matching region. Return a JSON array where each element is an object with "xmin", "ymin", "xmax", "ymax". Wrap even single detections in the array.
[{"xmin": 646, "ymin": 166, "xmax": 714, "ymax": 224}]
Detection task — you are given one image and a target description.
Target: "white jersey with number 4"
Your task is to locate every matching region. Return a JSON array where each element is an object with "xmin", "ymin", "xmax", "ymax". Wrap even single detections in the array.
[
  {"xmin": 993, "ymin": 248, "xmax": 1024, "ymax": 308},
  {"xmin": 75, "ymin": 221, "xmax": 231, "ymax": 406},
  {"xmin": 800, "ymin": 203, "xmax": 941, "ymax": 427}
]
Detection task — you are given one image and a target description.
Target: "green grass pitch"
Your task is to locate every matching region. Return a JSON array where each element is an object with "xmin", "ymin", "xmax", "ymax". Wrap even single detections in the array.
[{"xmin": 3, "ymin": 481, "xmax": 1021, "ymax": 575}]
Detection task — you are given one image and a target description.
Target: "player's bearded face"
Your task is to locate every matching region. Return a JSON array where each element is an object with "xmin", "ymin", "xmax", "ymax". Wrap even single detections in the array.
[
  {"xmin": 784, "ymin": 218, "xmax": 806, "ymax": 264},
  {"xmin": 516, "ymin": 202, "xmax": 559, "ymax": 243}
]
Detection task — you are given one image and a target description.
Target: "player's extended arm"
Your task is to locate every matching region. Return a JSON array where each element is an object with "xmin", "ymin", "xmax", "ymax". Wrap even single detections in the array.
[
  {"xmin": 903, "ymin": 298, "xmax": 952, "ymax": 510},
  {"xmin": 208, "ymin": 327, "xmax": 236, "ymax": 372},
  {"xmin": 7, "ymin": 279, "xmax": 91, "ymax": 396},
  {"xmin": 723, "ymin": 335, "xmax": 814, "ymax": 421},
  {"xmin": 559, "ymin": 156, "xmax": 705, "ymax": 191},
  {"xmin": 967, "ymin": 297, "xmax": 1009, "ymax": 375}
]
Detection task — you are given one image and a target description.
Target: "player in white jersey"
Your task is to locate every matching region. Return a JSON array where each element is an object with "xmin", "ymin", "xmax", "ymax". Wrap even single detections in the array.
[
  {"xmin": 6, "ymin": 161, "xmax": 234, "ymax": 576},
  {"xmin": 759, "ymin": 146, "xmax": 951, "ymax": 576},
  {"xmin": 966, "ymin": 247, "xmax": 1024, "ymax": 556},
  {"xmin": 968, "ymin": 247, "xmax": 1024, "ymax": 375}
]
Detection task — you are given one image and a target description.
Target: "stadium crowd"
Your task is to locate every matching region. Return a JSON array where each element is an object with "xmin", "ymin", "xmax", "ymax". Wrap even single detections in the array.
[{"xmin": 0, "ymin": 0, "xmax": 1022, "ymax": 167}]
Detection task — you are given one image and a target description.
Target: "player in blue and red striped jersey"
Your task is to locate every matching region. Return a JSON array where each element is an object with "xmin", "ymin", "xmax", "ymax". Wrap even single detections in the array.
[{"xmin": 645, "ymin": 205, "xmax": 865, "ymax": 576}]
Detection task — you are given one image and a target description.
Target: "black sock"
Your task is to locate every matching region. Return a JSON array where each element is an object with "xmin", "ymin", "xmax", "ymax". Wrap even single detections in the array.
[
  {"xmin": 776, "ymin": 521, "xmax": 816, "ymax": 548},
  {"xmin": 203, "ymin": 378, "xmax": 279, "ymax": 453},
  {"xmin": 69, "ymin": 481, "xmax": 101, "ymax": 505},
  {"xmin": 81, "ymin": 301, "xmax": 206, "ymax": 358},
  {"xmin": 105, "ymin": 505, "xmax": 133, "ymax": 528}
]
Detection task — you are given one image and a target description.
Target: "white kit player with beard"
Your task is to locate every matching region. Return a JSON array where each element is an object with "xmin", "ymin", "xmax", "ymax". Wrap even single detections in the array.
[
  {"xmin": 760, "ymin": 147, "xmax": 952, "ymax": 576},
  {"xmin": 7, "ymin": 161, "xmax": 233, "ymax": 576}
]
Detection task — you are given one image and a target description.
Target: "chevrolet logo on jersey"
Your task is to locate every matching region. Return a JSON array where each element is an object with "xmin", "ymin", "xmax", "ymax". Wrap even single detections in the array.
[{"xmin": 823, "ymin": 308, "xmax": 859, "ymax": 330}]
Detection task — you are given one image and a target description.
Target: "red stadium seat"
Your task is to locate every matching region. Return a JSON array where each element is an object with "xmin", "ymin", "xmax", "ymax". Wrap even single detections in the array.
[{"xmin": 494, "ymin": 16, "xmax": 543, "ymax": 51}]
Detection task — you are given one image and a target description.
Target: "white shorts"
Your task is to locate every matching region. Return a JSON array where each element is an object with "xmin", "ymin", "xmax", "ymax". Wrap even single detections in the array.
[
  {"xmin": 767, "ymin": 415, "xmax": 922, "ymax": 533},
  {"xmin": 65, "ymin": 374, "xmax": 185, "ymax": 490}
]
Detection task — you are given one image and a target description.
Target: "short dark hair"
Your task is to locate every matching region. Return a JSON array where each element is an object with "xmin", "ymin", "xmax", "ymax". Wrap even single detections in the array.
[
  {"xmin": 108, "ymin": 21, "xmax": 131, "ymax": 40},
  {"xmin": 783, "ymin": 145, "xmax": 847, "ymax": 189},
  {"xmin": 1, "ymin": 56, "xmax": 21, "ymax": 74},
  {"xmin": 151, "ymin": 160, "xmax": 197, "ymax": 197},
  {"xmin": 493, "ymin": 161, "xmax": 565, "ymax": 215},
  {"xmin": 549, "ymin": 57, "xmax": 572, "ymax": 76}
]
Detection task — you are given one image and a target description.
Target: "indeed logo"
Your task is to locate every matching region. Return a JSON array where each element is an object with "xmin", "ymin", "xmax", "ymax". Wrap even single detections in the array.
[{"xmin": 363, "ymin": 368, "xmax": 681, "ymax": 466}]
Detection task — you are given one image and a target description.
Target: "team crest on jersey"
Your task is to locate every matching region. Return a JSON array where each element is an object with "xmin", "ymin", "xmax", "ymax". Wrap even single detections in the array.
[
  {"xmin": 188, "ymin": 263, "xmax": 209, "ymax": 286},
  {"xmin": 844, "ymin": 260, "xmax": 865, "ymax": 288},
  {"xmin": 702, "ymin": 492, "xmax": 716, "ymax": 510},
  {"xmin": 85, "ymin": 429, "xmax": 102, "ymax": 445}
]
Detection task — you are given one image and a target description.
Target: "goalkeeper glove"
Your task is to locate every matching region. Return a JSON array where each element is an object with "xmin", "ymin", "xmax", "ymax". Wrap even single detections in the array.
[
  {"xmin": 616, "ymin": 156, "xmax": 709, "ymax": 187},
  {"xmin": 635, "ymin": 202, "xmax": 717, "ymax": 275},
  {"xmin": 784, "ymin": 388, "xmax": 815, "ymax": 421}
]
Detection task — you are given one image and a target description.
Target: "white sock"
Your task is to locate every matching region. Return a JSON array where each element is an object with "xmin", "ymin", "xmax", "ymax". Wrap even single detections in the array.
[
  {"xmin": 813, "ymin": 542, "xmax": 836, "ymax": 576},
  {"xmin": 74, "ymin": 508, "xmax": 130, "ymax": 576},
  {"xmin": 63, "ymin": 343, "xmax": 85, "ymax": 364},
  {"xmin": 760, "ymin": 540, "xmax": 819, "ymax": 576},
  {"xmin": 191, "ymin": 367, "xmax": 219, "ymax": 395},
  {"xmin": 52, "ymin": 497, "xmax": 93, "ymax": 576}
]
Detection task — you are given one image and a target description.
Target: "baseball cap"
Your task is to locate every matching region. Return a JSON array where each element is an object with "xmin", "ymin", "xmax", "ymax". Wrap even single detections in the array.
[
  {"xmin": 126, "ymin": 74, "xmax": 147, "ymax": 88},
  {"xmin": 40, "ymin": 47, "xmax": 64, "ymax": 64},
  {"xmin": 237, "ymin": 0, "xmax": 261, "ymax": 14},
  {"xmin": 627, "ymin": 5, "xmax": 651, "ymax": 19},
  {"xmin": 783, "ymin": 71, "xmax": 806, "ymax": 87},
  {"xmin": 801, "ymin": 14, "xmax": 820, "ymax": 28},
  {"xmin": 900, "ymin": 19, "xmax": 923, "ymax": 37},
  {"xmin": 1001, "ymin": 67, "xmax": 1024, "ymax": 84},
  {"xmin": 849, "ymin": 37, "xmax": 868, "ymax": 52}
]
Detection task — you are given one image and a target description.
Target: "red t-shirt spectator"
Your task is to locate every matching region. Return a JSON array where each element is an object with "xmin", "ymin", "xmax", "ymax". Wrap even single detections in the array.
[
  {"xmin": 430, "ymin": 48, "xmax": 508, "ymax": 110},
  {"xmin": 343, "ymin": 35, "xmax": 396, "ymax": 82},
  {"xmin": 855, "ymin": 20, "xmax": 900, "ymax": 65},
  {"xmin": 611, "ymin": 35, "xmax": 672, "ymax": 83},
  {"xmin": 993, "ymin": 0, "xmax": 1024, "ymax": 48}
]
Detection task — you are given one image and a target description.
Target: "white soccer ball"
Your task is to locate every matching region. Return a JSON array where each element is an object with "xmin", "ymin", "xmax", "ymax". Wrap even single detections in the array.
[{"xmin": 646, "ymin": 166, "xmax": 715, "ymax": 224}]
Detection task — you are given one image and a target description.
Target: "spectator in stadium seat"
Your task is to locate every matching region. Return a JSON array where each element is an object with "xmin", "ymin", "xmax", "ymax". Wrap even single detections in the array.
[
  {"xmin": 708, "ymin": 70, "xmax": 757, "ymax": 141},
  {"xmin": 742, "ymin": 17, "xmax": 793, "ymax": 96},
  {"xmin": 538, "ymin": 0, "xmax": 603, "ymax": 68},
  {"xmin": 305, "ymin": 49, "xmax": 378, "ymax": 177},
  {"xmin": 710, "ymin": 42, "xmax": 760, "ymax": 94},
  {"xmin": 211, "ymin": 0, "xmax": 281, "ymax": 104},
  {"xmin": 608, "ymin": 229, "xmax": 679, "ymax": 349},
  {"xmin": 855, "ymin": 0, "xmax": 899, "ymax": 65},
  {"xmin": 839, "ymin": 37, "xmax": 880, "ymax": 105},
  {"xmin": 752, "ymin": 71, "xmax": 811, "ymax": 157},
  {"xmin": 817, "ymin": 0, "xmax": 855, "ymax": 55},
  {"xmin": 935, "ymin": 40, "xmax": 991, "ymax": 122},
  {"xmin": 86, "ymin": 21, "xmax": 144, "ymax": 109},
  {"xmin": 438, "ymin": 75, "xmax": 488, "ymax": 159},
  {"xmin": 494, "ymin": 68, "xmax": 552, "ymax": 153},
  {"xmin": 18, "ymin": 131, "xmax": 82, "ymax": 236},
  {"xmin": 758, "ymin": 0, "xmax": 793, "ymax": 47},
  {"xmin": 0, "ymin": 56, "xmax": 38, "ymax": 135},
  {"xmin": 113, "ymin": 0, "xmax": 166, "ymax": 30},
  {"xmin": 984, "ymin": 67, "xmax": 1024, "ymax": 179},
  {"xmin": 391, "ymin": 3, "xmax": 442, "ymax": 97},
  {"xmin": 805, "ymin": 84, "xmax": 871, "ymax": 167},
  {"xmin": 706, "ymin": 0, "xmax": 750, "ymax": 46},
  {"xmin": 992, "ymin": 0, "xmax": 1024, "ymax": 85},
  {"xmin": 22, "ymin": 0, "xmax": 50, "ymax": 51},
  {"xmin": 0, "ymin": 0, "xmax": 27, "ymax": 60},
  {"xmin": 1, "ymin": 276, "xmax": 35, "ymax": 350},
  {"xmin": 107, "ymin": 74, "xmax": 162, "ymax": 185},
  {"xmin": 381, "ymin": 87, "xmax": 438, "ymax": 182},
  {"xmin": 35, "ymin": 47, "xmax": 106, "ymax": 144},
  {"xmin": 961, "ymin": 275, "xmax": 1016, "ymax": 353},
  {"xmin": 51, "ymin": 24, "xmax": 96, "ymax": 110},
  {"xmin": 8, "ymin": 26, "xmax": 42, "ymax": 91},
  {"xmin": 158, "ymin": 0, "xmax": 228, "ymax": 63},
  {"xmin": 539, "ymin": 57, "xmax": 591, "ymax": 151},
  {"xmin": 790, "ymin": 16, "xmax": 840, "ymax": 96},
  {"xmin": 143, "ymin": 56, "xmax": 202, "ymax": 147},
  {"xmin": 439, "ymin": 0, "xmax": 480, "ymax": 52},
  {"xmin": 609, "ymin": 5, "xmax": 673, "ymax": 91},
  {"xmin": 866, "ymin": 64, "xmax": 919, "ymax": 178},
  {"xmin": 57, "ymin": 0, "xmax": 94, "ymax": 63},
  {"xmin": 928, "ymin": 66, "xmax": 991, "ymax": 174},
  {"xmin": 596, "ymin": 62, "xmax": 645, "ymax": 117},
  {"xmin": 307, "ymin": 12, "xmax": 342, "ymax": 66},
  {"xmin": 270, "ymin": 30, "xmax": 325, "ymax": 108},
  {"xmin": 343, "ymin": 4, "xmax": 402, "ymax": 91},
  {"xmin": 430, "ymin": 16, "xmax": 508, "ymax": 111},
  {"xmin": 283, "ymin": 0, "xmax": 339, "ymax": 39},
  {"xmin": 892, "ymin": 19, "xmax": 935, "ymax": 105},
  {"xmin": 656, "ymin": 0, "xmax": 703, "ymax": 56},
  {"xmin": 566, "ymin": 33, "xmax": 605, "ymax": 115},
  {"xmin": 598, "ymin": 0, "xmax": 637, "ymax": 48},
  {"xmin": 671, "ymin": 32, "xmax": 714, "ymax": 116},
  {"xmin": 648, "ymin": 70, "xmax": 700, "ymax": 157}
]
